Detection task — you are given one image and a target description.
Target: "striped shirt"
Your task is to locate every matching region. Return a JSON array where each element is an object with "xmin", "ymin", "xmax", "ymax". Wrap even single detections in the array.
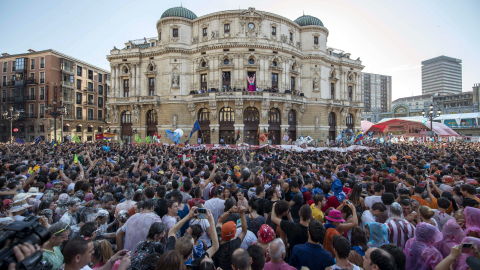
[{"xmin": 386, "ymin": 218, "xmax": 415, "ymax": 249}]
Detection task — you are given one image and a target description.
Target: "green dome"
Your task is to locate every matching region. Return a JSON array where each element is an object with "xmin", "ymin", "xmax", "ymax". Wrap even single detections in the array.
[
  {"xmin": 161, "ymin": 7, "xmax": 197, "ymax": 20},
  {"xmin": 294, "ymin": 15, "xmax": 324, "ymax": 27}
]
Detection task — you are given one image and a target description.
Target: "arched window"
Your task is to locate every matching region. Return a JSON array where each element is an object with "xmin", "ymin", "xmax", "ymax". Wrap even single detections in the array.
[
  {"xmin": 223, "ymin": 58, "xmax": 230, "ymax": 65},
  {"xmin": 272, "ymin": 60, "xmax": 277, "ymax": 67},
  {"xmin": 348, "ymin": 85, "xmax": 353, "ymax": 101},
  {"xmin": 244, "ymin": 107, "xmax": 259, "ymax": 122},
  {"xmin": 121, "ymin": 111, "xmax": 132, "ymax": 124},
  {"xmin": 328, "ymin": 112, "xmax": 336, "ymax": 127},
  {"xmin": 268, "ymin": 108, "xmax": 281, "ymax": 124},
  {"xmin": 346, "ymin": 113, "xmax": 354, "ymax": 129},
  {"xmin": 219, "ymin": 107, "xmax": 234, "ymax": 123},
  {"xmin": 248, "ymin": 57, "xmax": 255, "ymax": 65},
  {"xmin": 123, "ymin": 66, "xmax": 129, "ymax": 74},
  {"xmin": 201, "ymin": 60, "xmax": 207, "ymax": 68},
  {"xmin": 288, "ymin": 110, "xmax": 297, "ymax": 125},
  {"xmin": 198, "ymin": 108, "xmax": 210, "ymax": 122},
  {"xmin": 146, "ymin": 110, "xmax": 157, "ymax": 125}
]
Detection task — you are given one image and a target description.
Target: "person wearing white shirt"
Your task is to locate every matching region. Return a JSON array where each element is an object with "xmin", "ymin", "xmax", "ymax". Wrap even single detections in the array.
[
  {"xmin": 364, "ymin": 183, "xmax": 384, "ymax": 209},
  {"xmin": 204, "ymin": 187, "xmax": 225, "ymax": 223}
]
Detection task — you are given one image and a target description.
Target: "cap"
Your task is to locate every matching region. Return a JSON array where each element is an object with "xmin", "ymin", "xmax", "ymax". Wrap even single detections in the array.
[{"xmin": 221, "ymin": 221, "xmax": 237, "ymax": 241}]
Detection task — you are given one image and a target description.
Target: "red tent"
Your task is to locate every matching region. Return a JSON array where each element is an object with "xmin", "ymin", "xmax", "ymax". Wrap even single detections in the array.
[{"xmin": 366, "ymin": 118, "xmax": 459, "ymax": 137}]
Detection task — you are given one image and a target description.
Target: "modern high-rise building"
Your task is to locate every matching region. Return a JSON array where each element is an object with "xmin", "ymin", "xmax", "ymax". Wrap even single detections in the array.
[
  {"xmin": 361, "ymin": 72, "xmax": 391, "ymax": 122},
  {"xmin": 0, "ymin": 49, "xmax": 109, "ymax": 142},
  {"xmin": 421, "ymin": 55, "xmax": 462, "ymax": 95}
]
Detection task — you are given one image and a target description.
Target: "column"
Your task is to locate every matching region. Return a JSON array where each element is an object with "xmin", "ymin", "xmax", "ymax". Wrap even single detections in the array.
[
  {"xmin": 111, "ymin": 66, "xmax": 116, "ymax": 97},
  {"xmin": 210, "ymin": 124, "xmax": 219, "ymax": 144}
]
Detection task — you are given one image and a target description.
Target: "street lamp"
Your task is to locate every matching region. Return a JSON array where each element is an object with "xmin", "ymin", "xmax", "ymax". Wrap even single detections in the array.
[
  {"xmin": 422, "ymin": 104, "xmax": 441, "ymax": 138},
  {"xmin": 47, "ymin": 103, "xmax": 66, "ymax": 143},
  {"xmin": 2, "ymin": 107, "xmax": 21, "ymax": 143}
]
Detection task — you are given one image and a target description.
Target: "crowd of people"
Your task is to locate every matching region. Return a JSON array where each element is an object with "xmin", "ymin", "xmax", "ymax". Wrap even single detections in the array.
[{"xmin": 0, "ymin": 141, "xmax": 479, "ymax": 270}]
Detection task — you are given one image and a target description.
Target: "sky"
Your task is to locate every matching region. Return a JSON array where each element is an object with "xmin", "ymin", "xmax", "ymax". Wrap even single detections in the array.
[{"xmin": 1, "ymin": 0, "xmax": 479, "ymax": 101}]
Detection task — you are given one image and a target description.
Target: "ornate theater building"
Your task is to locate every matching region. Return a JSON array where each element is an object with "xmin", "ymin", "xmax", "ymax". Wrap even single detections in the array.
[{"xmin": 106, "ymin": 7, "xmax": 363, "ymax": 144}]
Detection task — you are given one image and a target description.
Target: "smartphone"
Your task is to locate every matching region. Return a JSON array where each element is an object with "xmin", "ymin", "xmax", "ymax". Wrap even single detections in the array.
[{"xmin": 196, "ymin": 208, "xmax": 207, "ymax": 214}]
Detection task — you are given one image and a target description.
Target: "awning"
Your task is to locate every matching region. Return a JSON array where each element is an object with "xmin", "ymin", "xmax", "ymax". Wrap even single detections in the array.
[{"xmin": 366, "ymin": 118, "xmax": 460, "ymax": 137}]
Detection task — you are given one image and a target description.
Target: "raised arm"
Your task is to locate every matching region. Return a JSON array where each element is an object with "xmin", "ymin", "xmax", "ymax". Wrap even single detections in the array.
[
  {"xmin": 205, "ymin": 209, "xmax": 219, "ymax": 258},
  {"xmin": 237, "ymin": 206, "xmax": 248, "ymax": 242},
  {"xmin": 168, "ymin": 206, "xmax": 197, "ymax": 238}
]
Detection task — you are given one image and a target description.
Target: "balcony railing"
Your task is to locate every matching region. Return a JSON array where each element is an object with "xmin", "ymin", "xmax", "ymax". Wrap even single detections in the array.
[
  {"xmin": 26, "ymin": 78, "xmax": 37, "ymax": 85},
  {"xmin": 62, "ymin": 81, "xmax": 74, "ymax": 87}
]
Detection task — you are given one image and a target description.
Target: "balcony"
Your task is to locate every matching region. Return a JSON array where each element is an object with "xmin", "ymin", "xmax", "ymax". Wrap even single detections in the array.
[
  {"xmin": 26, "ymin": 78, "xmax": 37, "ymax": 85},
  {"xmin": 14, "ymin": 79, "xmax": 25, "ymax": 86},
  {"xmin": 190, "ymin": 89, "xmax": 306, "ymax": 104},
  {"xmin": 25, "ymin": 95, "xmax": 36, "ymax": 101},
  {"xmin": 7, "ymin": 80, "xmax": 15, "ymax": 86},
  {"xmin": 62, "ymin": 81, "xmax": 74, "ymax": 88},
  {"xmin": 61, "ymin": 65, "xmax": 74, "ymax": 74}
]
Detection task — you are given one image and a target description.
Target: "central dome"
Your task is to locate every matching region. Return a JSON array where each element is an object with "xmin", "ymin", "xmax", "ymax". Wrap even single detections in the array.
[
  {"xmin": 294, "ymin": 15, "xmax": 324, "ymax": 27},
  {"xmin": 161, "ymin": 7, "xmax": 197, "ymax": 20}
]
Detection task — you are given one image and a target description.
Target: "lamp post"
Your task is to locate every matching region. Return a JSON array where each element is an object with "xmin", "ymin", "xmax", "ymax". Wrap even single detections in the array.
[
  {"xmin": 422, "ymin": 104, "xmax": 441, "ymax": 138},
  {"xmin": 2, "ymin": 107, "xmax": 21, "ymax": 143},
  {"xmin": 47, "ymin": 103, "xmax": 66, "ymax": 143}
]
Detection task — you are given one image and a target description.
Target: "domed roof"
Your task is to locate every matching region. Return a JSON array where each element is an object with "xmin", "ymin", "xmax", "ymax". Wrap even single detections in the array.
[
  {"xmin": 161, "ymin": 7, "xmax": 197, "ymax": 20},
  {"xmin": 294, "ymin": 15, "xmax": 324, "ymax": 27}
]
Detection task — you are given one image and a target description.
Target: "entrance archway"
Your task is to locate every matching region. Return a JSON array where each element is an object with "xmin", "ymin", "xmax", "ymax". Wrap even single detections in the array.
[
  {"xmin": 268, "ymin": 108, "xmax": 281, "ymax": 144},
  {"xmin": 219, "ymin": 107, "xmax": 235, "ymax": 144},
  {"xmin": 243, "ymin": 107, "xmax": 259, "ymax": 145},
  {"xmin": 146, "ymin": 110, "xmax": 157, "ymax": 136},
  {"xmin": 328, "ymin": 112, "xmax": 337, "ymax": 141},
  {"xmin": 288, "ymin": 109, "xmax": 297, "ymax": 142},
  {"xmin": 120, "ymin": 111, "xmax": 133, "ymax": 143},
  {"xmin": 198, "ymin": 108, "xmax": 210, "ymax": 144}
]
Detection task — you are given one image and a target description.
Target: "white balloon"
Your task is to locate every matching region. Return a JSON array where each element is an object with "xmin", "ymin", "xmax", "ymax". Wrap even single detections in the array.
[{"xmin": 174, "ymin": 129, "xmax": 184, "ymax": 137}]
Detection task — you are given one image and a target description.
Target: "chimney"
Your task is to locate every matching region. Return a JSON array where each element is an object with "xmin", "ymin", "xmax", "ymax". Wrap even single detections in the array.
[
  {"xmin": 1, "ymin": 53, "xmax": 9, "ymax": 57},
  {"xmin": 27, "ymin": 49, "xmax": 36, "ymax": 53}
]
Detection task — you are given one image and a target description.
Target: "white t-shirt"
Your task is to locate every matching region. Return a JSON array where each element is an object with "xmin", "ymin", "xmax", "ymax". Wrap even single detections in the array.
[
  {"xmin": 361, "ymin": 210, "xmax": 376, "ymax": 226},
  {"xmin": 162, "ymin": 215, "xmax": 178, "ymax": 232},
  {"xmin": 364, "ymin": 195, "xmax": 382, "ymax": 209},
  {"xmin": 204, "ymin": 197, "xmax": 225, "ymax": 223},
  {"xmin": 235, "ymin": 228, "xmax": 257, "ymax": 249}
]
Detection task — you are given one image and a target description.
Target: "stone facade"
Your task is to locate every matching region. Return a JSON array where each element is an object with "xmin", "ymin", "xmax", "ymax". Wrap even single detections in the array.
[{"xmin": 106, "ymin": 7, "xmax": 364, "ymax": 144}]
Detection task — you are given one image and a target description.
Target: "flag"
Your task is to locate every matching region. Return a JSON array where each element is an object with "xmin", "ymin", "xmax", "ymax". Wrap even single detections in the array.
[
  {"xmin": 73, "ymin": 154, "xmax": 79, "ymax": 164},
  {"xmin": 95, "ymin": 133, "xmax": 104, "ymax": 140},
  {"xmin": 134, "ymin": 134, "xmax": 143, "ymax": 143},
  {"xmin": 103, "ymin": 133, "xmax": 115, "ymax": 140},
  {"xmin": 189, "ymin": 120, "xmax": 201, "ymax": 139},
  {"xmin": 354, "ymin": 132, "xmax": 364, "ymax": 144},
  {"xmin": 34, "ymin": 136, "xmax": 42, "ymax": 144},
  {"xmin": 72, "ymin": 135, "xmax": 81, "ymax": 143},
  {"xmin": 145, "ymin": 136, "xmax": 152, "ymax": 144},
  {"xmin": 15, "ymin": 138, "xmax": 25, "ymax": 144}
]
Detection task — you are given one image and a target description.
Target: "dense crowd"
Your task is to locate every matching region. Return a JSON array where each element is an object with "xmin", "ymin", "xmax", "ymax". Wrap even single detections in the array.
[{"xmin": 0, "ymin": 141, "xmax": 479, "ymax": 270}]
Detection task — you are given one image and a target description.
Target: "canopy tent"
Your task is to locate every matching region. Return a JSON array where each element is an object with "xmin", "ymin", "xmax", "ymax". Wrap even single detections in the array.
[
  {"xmin": 366, "ymin": 118, "xmax": 460, "ymax": 137},
  {"xmin": 361, "ymin": 120, "xmax": 374, "ymax": 133}
]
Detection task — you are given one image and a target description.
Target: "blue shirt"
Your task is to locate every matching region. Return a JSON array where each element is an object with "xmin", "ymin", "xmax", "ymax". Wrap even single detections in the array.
[{"xmin": 290, "ymin": 242, "xmax": 335, "ymax": 270}]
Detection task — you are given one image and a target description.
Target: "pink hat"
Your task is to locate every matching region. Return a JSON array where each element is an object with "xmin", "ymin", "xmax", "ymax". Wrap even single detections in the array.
[{"xmin": 325, "ymin": 209, "xmax": 345, "ymax": 223}]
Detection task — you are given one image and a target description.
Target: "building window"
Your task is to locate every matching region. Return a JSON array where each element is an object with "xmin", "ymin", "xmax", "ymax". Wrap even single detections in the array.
[
  {"xmin": 29, "ymin": 87, "xmax": 35, "ymax": 100},
  {"xmin": 172, "ymin": 28, "xmax": 179, "ymax": 38},
  {"xmin": 98, "ymin": 110, "xmax": 103, "ymax": 120},
  {"xmin": 2, "ymin": 76, "xmax": 6, "ymax": 86},
  {"xmin": 40, "ymin": 57, "xmax": 45, "ymax": 68},
  {"xmin": 222, "ymin": 71, "xmax": 231, "ymax": 90},
  {"xmin": 40, "ymin": 72, "xmax": 45, "ymax": 83},
  {"xmin": 98, "ymin": 73, "xmax": 102, "ymax": 83},
  {"xmin": 98, "ymin": 85, "xmax": 103, "ymax": 95},
  {"xmin": 223, "ymin": 58, "xmax": 229, "ymax": 65},
  {"xmin": 123, "ymin": 79, "xmax": 129, "ymax": 97},
  {"xmin": 88, "ymin": 82, "xmax": 93, "ymax": 91},
  {"xmin": 76, "ymin": 125, "xmax": 82, "ymax": 132},
  {"xmin": 87, "ymin": 126, "xmax": 93, "ymax": 132},
  {"xmin": 200, "ymin": 74, "xmax": 207, "ymax": 90},
  {"xmin": 39, "ymin": 125, "xmax": 44, "ymax": 132},
  {"xmin": 30, "ymin": 59, "xmax": 35, "ymax": 69},
  {"xmin": 2, "ymin": 62, "xmax": 6, "ymax": 72},
  {"xmin": 348, "ymin": 85, "xmax": 353, "ymax": 101},
  {"xmin": 88, "ymin": 109, "xmax": 94, "ymax": 120},
  {"xmin": 77, "ymin": 66, "xmax": 82, "ymax": 76},
  {"xmin": 39, "ymin": 103, "xmax": 45, "ymax": 118},
  {"xmin": 40, "ymin": 87, "xmax": 45, "ymax": 100},
  {"xmin": 148, "ymin": 77, "xmax": 155, "ymax": 96},
  {"xmin": 98, "ymin": 97, "xmax": 103, "ymax": 107},
  {"xmin": 248, "ymin": 58, "xmax": 255, "ymax": 65},
  {"xmin": 98, "ymin": 126, "xmax": 103, "ymax": 132},
  {"xmin": 76, "ymin": 107, "xmax": 82, "ymax": 120},
  {"xmin": 28, "ymin": 104, "xmax": 34, "ymax": 118},
  {"xmin": 76, "ymin": 79, "xmax": 82, "ymax": 90},
  {"xmin": 330, "ymin": 82, "xmax": 335, "ymax": 99},
  {"xmin": 290, "ymin": 76, "xmax": 295, "ymax": 91},
  {"xmin": 1, "ymin": 90, "xmax": 5, "ymax": 102},
  {"xmin": 271, "ymin": 73, "xmax": 279, "ymax": 90},
  {"xmin": 29, "ymin": 72, "xmax": 34, "ymax": 80},
  {"xmin": 88, "ymin": 95, "xmax": 94, "ymax": 105},
  {"xmin": 202, "ymin": 27, "xmax": 208, "ymax": 37},
  {"xmin": 314, "ymin": 36, "xmax": 319, "ymax": 45},
  {"xmin": 88, "ymin": 70, "xmax": 93, "ymax": 80},
  {"xmin": 224, "ymin": 24, "xmax": 230, "ymax": 34},
  {"xmin": 29, "ymin": 125, "xmax": 34, "ymax": 132},
  {"xmin": 289, "ymin": 32, "xmax": 293, "ymax": 42},
  {"xmin": 271, "ymin": 26, "xmax": 276, "ymax": 36},
  {"xmin": 76, "ymin": 93, "xmax": 82, "ymax": 104}
]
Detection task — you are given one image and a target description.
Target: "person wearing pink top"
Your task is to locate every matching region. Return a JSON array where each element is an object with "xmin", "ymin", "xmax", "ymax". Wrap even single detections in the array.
[{"xmin": 263, "ymin": 238, "xmax": 295, "ymax": 270}]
